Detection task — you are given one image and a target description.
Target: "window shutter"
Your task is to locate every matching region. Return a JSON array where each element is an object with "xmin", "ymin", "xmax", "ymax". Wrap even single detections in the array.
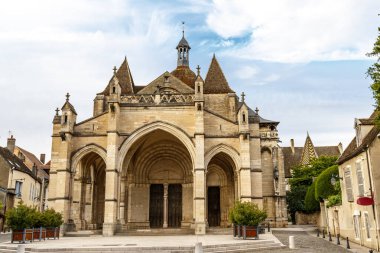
[
  {"xmin": 344, "ymin": 169, "xmax": 354, "ymax": 202},
  {"xmin": 356, "ymin": 162, "xmax": 364, "ymax": 197}
]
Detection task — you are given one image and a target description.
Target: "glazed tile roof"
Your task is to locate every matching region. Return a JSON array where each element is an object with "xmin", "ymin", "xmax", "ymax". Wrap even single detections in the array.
[{"xmin": 171, "ymin": 66, "xmax": 197, "ymax": 89}]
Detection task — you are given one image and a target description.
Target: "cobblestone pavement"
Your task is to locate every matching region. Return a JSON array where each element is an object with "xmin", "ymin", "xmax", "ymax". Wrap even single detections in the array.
[{"xmin": 263, "ymin": 231, "xmax": 351, "ymax": 253}]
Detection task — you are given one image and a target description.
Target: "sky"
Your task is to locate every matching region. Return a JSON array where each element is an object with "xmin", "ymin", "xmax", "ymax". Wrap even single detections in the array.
[{"xmin": 0, "ymin": 0, "xmax": 379, "ymax": 161}]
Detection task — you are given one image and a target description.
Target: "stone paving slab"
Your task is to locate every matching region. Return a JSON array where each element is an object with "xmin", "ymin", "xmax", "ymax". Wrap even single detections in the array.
[{"xmin": 0, "ymin": 234, "xmax": 283, "ymax": 252}]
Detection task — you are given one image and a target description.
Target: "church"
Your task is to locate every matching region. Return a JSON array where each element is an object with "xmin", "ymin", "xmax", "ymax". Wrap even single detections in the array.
[{"xmin": 48, "ymin": 31, "xmax": 287, "ymax": 236}]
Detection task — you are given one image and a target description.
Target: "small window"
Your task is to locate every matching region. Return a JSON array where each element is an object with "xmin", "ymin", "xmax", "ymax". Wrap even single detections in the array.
[
  {"xmin": 353, "ymin": 215, "xmax": 361, "ymax": 239},
  {"xmin": 242, "ymin": 113, "xmax": 246, "ymax": 123},
  {"xmin": 197, "ymin": 85, "xmax": 201, "ymax": 93},
  {"xmin": 112, "ymin": 86, "xmax": 116, "ymax": 93},
  {"xmin": 197, "ymin": 103, "xmax": 202, "ymax": 111},
  {"xmin": 64, "ymin": 114, "xmax": 68, "ymax": 124},
  {"xmin": 344, "ymin": 168, "xmax": 354, "ymax": 202},
  {"xmin": 364, "ymin": 212, "xmax": 371, "ymax": 239},
  {"xmin": 356, "ymin": 162, "xmax": 364, "ymax": 196},
  {"xmin": 15, "ymin": 181, "xmax": 23, "ymax": 197}
]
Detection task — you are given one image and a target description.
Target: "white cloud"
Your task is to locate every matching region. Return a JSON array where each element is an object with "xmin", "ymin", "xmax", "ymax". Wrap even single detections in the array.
[
  {"xmin": 234, "ymin": 66, "xmax": 259, "ymax": 79},
  {"xmin": 206, "ymin": 0, "xmax": 380, "ymax": 62}
]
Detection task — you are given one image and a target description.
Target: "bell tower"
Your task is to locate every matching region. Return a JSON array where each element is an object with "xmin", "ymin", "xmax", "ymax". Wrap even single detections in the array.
[{"xmin": 176, "ymin": 22, "xmax": 190, "ymax": 67}]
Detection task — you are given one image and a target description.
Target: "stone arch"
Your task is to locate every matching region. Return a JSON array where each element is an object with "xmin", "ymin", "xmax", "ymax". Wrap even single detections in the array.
[
  {"xmin": 71, "ymin": 144, "xmax": 107, "ymax": 174},
  {"xmin": 118, "ymin": 121, "xmax": 195, "ymax": 172},
  {"xmin": 261, "ymin": 146, "xmax": 272, "ymax": 154},
  {"xmin": 204, "ymin": 144, "xmax": 241, "ymax": 171}
]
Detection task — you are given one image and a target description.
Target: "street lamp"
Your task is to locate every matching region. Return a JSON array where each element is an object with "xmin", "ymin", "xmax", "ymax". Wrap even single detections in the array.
[{"xmin": 330, "ymin": 174, "xmax": 343, "ymax": 186}]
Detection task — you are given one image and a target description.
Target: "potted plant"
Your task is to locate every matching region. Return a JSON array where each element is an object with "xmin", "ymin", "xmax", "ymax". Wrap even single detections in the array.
[
  {"xmin": 42, "ymin": 209, "xmax": 63, "ymax": 239},
  {"xmin": 229, "ymin": 201, "xmax": 267, "ymax": 239},
  {"xmin": 32, "ymin": 211, "xmax": 46, "ymax": 241},
  {"xmin": 6, "ymin": 202, "xmax": 36, "ymax": 243}
]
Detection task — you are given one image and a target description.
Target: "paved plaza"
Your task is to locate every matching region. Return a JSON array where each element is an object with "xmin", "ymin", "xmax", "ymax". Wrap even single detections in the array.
[{"xmin": 0, "ymin": 227, "xmax": 376, "ymax": 252}]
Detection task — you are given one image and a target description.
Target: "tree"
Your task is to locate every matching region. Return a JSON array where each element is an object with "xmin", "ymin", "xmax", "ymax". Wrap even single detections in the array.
[
  {"xmin": 286, "ymin": 156, "xmax": 337, "ymax": 223},
  {"xmin": 367, "ymin": 25, "xmax": 380, "ymax": 122},
  {"xmin": 314, "ymin": 165, "xmax": 339, "ymax": 200},
  {"xmin": 304, "ymin": 181, "xmax": 320, "ymax": 212}
]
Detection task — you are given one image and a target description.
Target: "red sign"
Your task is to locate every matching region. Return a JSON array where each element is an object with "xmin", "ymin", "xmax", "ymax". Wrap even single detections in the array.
[{"xmin": 357, "ymin": 197, "xmax": 374, "ymax": 206}]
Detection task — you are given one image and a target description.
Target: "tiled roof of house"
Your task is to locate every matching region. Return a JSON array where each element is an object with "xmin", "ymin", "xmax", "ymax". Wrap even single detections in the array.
[
  {"xmin": 0, "ymin": 147, "xmax": 39, "ymax": 181},
  {"xmin": 17, "ymin": 146, "xmax": 44, "ymax": 169},
  {"xmin": 204, "ymin": 55, "xmax": 234, "ymax": 94}
]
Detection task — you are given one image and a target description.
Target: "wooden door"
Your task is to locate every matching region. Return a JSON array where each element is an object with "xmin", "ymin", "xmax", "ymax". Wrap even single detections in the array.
[
  {"xmin": 168, "ymin": 184, "xmax": 182, "ymax": 228},
  {"xmin": 208, "ymin": 186, "xmax": 220, "ymax": 227},
  {"xmin": 149, "ymin": 184, "xmax": 164, "ymax": 228}
]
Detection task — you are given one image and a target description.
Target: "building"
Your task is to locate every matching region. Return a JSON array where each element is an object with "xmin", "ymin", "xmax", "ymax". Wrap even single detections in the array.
[
  {"xmin": 325, "ymin": 111, "xmax": 380, "ymax": 250},
  {"xmin": 0, "ymin": 140, "xmax": 46, "ymax": 230},
  {"xmin": 48, "ymin": 31, "xmax": 288, "ymax": 236},
  {"xmin": 282, "ymin": 133, "xmax": 342, "ymax": 186}
]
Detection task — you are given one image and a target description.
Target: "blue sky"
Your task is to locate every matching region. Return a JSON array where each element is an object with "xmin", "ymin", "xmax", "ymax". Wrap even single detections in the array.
[{"xmin": 0, "ymin": 0, "xmax": 379, "ymax": 159}]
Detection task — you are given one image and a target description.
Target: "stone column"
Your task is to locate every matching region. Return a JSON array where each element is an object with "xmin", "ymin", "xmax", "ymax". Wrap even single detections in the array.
[
  {"xmin": 163, "ymin": 183, "xmax": 169, "ymax": 228},
  {"xmin": 119, "ymin": 179, "xmax": 126, "ymax": 224},
  {"xmin": 194, "ymin": 135, "xmax": 206, "ymax": 234},
  {"xmin": 239, "ymin": 134, "xmax": 252, "ymax": 202}
]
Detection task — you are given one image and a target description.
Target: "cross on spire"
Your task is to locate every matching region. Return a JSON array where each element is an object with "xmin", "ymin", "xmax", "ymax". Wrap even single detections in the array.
[
  {"xmin": 255, "ymin": 107, "xmax": 259, "ymax": 114},
  {"xmin": 66, "ymin": 93, "xmax": 70, "ymax": 102},
  {"xmin": 241, "ymin": 92, "xmax": 245, "ymax": 102},
  {"xmin": 55, "ymin": 108, "xmax": 59, "ymax": 116},
  {"xmin": 196, "ymin": 65, "xmax": 200, "ymax": 76},
  {"xmin": 113, "ymin": 66, "xmax": 117, "ymax": 75}
]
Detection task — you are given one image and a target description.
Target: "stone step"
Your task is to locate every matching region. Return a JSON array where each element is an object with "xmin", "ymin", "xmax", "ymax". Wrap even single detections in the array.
[
  {"xmin": 116, "ymin": 228, "xmax": 194, "ymax": 236},
  {"xmin": 65, "ymin": 230, "xmax": 102, "ymax": 237}
]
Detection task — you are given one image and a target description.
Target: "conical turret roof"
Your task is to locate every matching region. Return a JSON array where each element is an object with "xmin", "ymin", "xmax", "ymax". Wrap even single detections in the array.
[
  {"xmin": 100, "ymin": 57, "xmax": 135, "ymax": 95},
  {"xmin": 300, "ymin": 132, "xmax": 318, "ymax": 165},
  {"xmin": 204, "ymin": 55, "xmax": 234, "ymax": 94}
]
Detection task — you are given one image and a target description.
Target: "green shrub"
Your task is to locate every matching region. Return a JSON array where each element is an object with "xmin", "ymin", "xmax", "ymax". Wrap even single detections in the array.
[
  {"xmin": 5, "ymin": 202, "xmax": 37, "ymax": 230},
  {"xmin": 315, "ymin": 165, "xmax": 339, "ymax": 200},
  {"xmin": 41, "ymin": 209, "xmax": 63, "ymax": 227},
  {"xmin": 228, "ymin": 201, "xmax": 267, "ymax": 226},
  {"xmin": 326, "ymin": 194, "xmax": 342, "ymax": 208},
  {"xmin": 304, "ymin": 181, "xmax": 320, "ymax": 212}
]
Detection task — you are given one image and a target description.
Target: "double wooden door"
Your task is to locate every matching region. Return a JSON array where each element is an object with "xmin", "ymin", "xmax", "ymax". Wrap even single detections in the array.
[{"xmin": 149, "ymin": 184, "xmax": 182, "ymax": 228}]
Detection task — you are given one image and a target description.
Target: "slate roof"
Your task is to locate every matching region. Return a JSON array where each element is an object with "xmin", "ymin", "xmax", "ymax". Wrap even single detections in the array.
[
  {"xmin": 246, "ymin": 105, "xmax": 279, "ymax": 125},
  {"xmin": 338, "ymin": 110, "xmax": 379, "ymax": 164},
  {"xmin": 204, "ymin": 55, "xmax": 234, "ymax": 94},
  {"xmin": 337, "ymin": 126, "xmax": 380, "ymax": 164},
  {"xmin": 0, "ymin": 147, "xmax": 39, "ymax": 181},
  {"xmin": 99, "ymin": 57, "xmax": 135, "ymax": 95},
  {"xmin": 176, "ymin": 35, "xmax": 191, "ymax": 49},
  {"xmin": 61, "ymin": 101, "xmax": 77, "ymax": 115}
]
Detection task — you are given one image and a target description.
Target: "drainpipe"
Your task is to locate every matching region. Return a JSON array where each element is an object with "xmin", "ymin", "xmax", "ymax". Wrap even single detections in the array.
[{"xmin": 364, "ymin": 145, "xmax": 379, "ymax": 251}]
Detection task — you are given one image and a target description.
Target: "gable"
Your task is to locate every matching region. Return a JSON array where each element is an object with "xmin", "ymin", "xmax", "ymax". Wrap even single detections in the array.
[{"xmin": 137, "ymin": 72, "xmax": 194, "ymax": 95}]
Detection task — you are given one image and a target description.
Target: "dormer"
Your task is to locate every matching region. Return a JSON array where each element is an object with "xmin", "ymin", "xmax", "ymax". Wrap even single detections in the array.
[{"xmin": 354, "ymin": 117, "xmax": 374, "ymax": 146}]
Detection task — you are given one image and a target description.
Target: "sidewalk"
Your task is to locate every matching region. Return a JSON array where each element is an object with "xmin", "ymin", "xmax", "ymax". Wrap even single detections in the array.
[{"xmin": 279, "ymin": 225, "xmax": 376, "ymax": 253}]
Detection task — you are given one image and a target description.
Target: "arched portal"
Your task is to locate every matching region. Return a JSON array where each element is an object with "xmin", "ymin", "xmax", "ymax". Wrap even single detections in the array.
[
  {"xmin": 206, "ymin": 152, "xmax": 237, "ymax": 227},
  {"xmin": 120, "ymin": 129, "xmax": 193, "ymax": 229},
  {"xmin": 72, "ymin": 151, "xmax": 106, "ymax": 230}
]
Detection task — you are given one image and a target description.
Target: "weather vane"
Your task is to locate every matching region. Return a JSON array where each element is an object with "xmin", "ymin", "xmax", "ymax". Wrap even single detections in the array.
[{"xmin": 182, "ymin": 21, "xmax": 185, "ymax": 35}]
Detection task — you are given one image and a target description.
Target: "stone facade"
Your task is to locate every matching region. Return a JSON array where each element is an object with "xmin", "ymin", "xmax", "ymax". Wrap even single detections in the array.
[{"xmin": 48, "ymin": 32, "xmax": 287, "ymax": 236}]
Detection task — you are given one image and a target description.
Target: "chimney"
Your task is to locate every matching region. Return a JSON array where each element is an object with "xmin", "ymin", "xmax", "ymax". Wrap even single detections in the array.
[
  {"xmin": 7, "ymin": 135, "xmax": 16, "ymax": 154},
  {"xmin": 290, "ymin": 139, "xmax": 295, "ymax": 154},
  {"xmin": 40, "ymin": 154, "xmax": 46, "ymax": 164},
  {"xmin": 338, "ymin": 142, "xmax": 343, "ymax": 154}
]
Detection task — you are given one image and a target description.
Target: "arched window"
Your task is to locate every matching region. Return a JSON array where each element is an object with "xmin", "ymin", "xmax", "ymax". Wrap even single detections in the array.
[
  {"xmin": 242, "ymin": 113, "xmax": 246, "ymax": 123},
  {"xmin": 197, "ymin": 103, "xmax": 202, "ymax": 111},
  {"xmin": 112, "ymin": 86, "xmax": 116, "ymax": 94},
  {"xmin": 64, "ymin": 114, "xmax": 68, "ymax": 124}
]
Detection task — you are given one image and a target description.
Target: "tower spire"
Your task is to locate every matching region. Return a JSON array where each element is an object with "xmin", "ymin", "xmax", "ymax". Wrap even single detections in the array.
[{"xmin": 176, "ymin": 22, "xmax": 190, "ymax": 67}]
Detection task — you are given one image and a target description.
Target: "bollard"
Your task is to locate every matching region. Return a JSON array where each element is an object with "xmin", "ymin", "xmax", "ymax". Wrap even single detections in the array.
[
  {"xmin": 337, "ymin": 234, "xmax": 340, "ymax": 245},
  {"xmin": 346, "ymin": 237, "xmax": 350, "ymax": 249},
  {"xmin": 17, "ymin": 245, "xmax": 25, "ymax": 253},
  {"xmin": 317, "ymin": 230, "xmax": 320, "ymax": 237},
  {"xmin": 369, "ymin": 250, "xmax": 373, "ymax": 253},
  {"xmin": 328, "ymin": 232, "xmax": 332, "ymax": 242},
  {"xmin": 267, "ymin": 223, "xmax": 270, "ymax": 232},
  {"xmin": 322, "ymin": 229, "xmax": 325, "ymax": 238},
  {"xmin": 289, "ymin": 236, "xmax": 295, "ymax": 249},
  {"xmin": 195, "ymin": 242, "xmax": 203, "ymax": 253}
]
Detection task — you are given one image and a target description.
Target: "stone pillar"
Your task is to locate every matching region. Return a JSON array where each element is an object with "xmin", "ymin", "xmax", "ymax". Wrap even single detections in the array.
[
  {"xmin": 119, "ymin": 179, "xmax": 126, "ymax": 224},
  {"xmin": 103, "ymin": 169, "xmax": 118, "ymax": 236},
  {"xmin": 239, "ymin": 133, "xmax": 252, "ymax": 202},
  {"xmin": 194, "ymin": 135, "xmax": 206, "ymax": 234},
  {"xmin": 163, "ymin": 183, "xmax": 169, "ymax": 228}
]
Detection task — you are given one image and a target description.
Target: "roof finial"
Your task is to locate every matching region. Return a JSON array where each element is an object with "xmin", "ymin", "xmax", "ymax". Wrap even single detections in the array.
[
  {"xmin": 255, "ymin": 107, "xmax": 259, "ymax": 114},
  {"xmin": 196, "ymin": 65, "xmax": 201, "ymax": 76},
  {"xmin": 55, "ymin": 108, "xmax": 59, "ymax": 116},
  {"xmin": 113, "ymin": 66, "xmax": 117, "ymax": 75},
  {"xmin": 182, "ymin": 21, "xmax": 185, "ymax": 36},
  {"xmin": 66, "ymin": 93, "xmax": 70, "ymax": 102},
  {"xmin": 241, "ymin": 92, "xmax": 245, "ymax": 102}
]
